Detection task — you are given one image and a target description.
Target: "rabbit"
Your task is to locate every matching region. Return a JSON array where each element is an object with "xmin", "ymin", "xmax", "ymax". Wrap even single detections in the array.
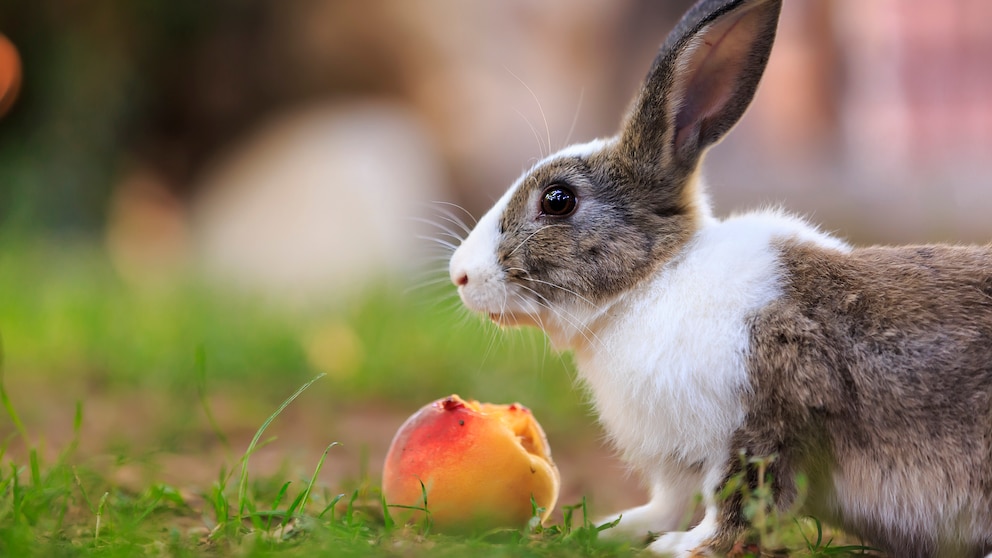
[{"xmin": 447, "ymin": 0, "xmax": 992, "ymax": 556}]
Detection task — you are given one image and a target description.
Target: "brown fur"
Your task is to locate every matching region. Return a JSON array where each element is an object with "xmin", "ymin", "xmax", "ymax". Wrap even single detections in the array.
[
  {"xmin": 716, "ymin": 243, "xmax": 992, "ymax": 557},
  {"xmin": 493, "ymin": 149, "xmax": 699, "ymax": 308}
]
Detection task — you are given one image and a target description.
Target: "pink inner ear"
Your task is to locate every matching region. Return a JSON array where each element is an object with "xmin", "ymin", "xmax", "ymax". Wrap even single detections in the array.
[{"xmin": 673, "ymin": 7, "xmax": 766, "ymax": 152}]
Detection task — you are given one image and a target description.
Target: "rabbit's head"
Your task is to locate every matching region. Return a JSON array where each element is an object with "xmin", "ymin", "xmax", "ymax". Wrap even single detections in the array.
[{"xmin": 449, "ymin": 0, "xmax": 781, "ymax": 336}]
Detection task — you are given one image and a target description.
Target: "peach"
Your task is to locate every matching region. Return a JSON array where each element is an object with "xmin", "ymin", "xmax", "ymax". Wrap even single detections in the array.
[
  {"xmin": 0, "ymin": 34, "xmax": 21, "ymax": 118},
  {"xmin": 382, "ymin": 394, "xmax": 560, "ymax": 532}
]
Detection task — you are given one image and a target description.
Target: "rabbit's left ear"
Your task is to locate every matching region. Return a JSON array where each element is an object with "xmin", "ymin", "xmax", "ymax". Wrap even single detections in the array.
[{"xmin": 619, "ymin": 0, "xmax": 782, "ymax": 173}]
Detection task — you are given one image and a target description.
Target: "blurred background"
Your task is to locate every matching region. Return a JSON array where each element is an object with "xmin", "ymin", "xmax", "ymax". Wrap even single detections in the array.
[
  {"xmin": 1, "ymin": 0, "xmax": 991, "ymax": 518},
  {"xmin": 3, "ymin": 0, "xmax": 992, "ymax": 286}
]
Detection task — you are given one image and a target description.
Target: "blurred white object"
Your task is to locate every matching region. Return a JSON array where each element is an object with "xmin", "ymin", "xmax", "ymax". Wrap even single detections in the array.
[{"xmin": 192, "ymin": 101, "xmax": 448, "ymax": 298}]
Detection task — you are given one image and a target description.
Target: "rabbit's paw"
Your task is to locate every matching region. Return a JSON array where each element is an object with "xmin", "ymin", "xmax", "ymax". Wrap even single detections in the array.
[
  {"xmin": 646, "ymin": 512, "xmax": 716, "ymax": 557},
  {"xmin": 647, "ymin": 531, "xmax": 713, "ymax": 557}
]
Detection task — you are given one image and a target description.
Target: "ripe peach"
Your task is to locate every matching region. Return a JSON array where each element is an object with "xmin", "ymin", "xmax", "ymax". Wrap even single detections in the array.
[{"xmin": 382, "ymin": 394, "xmax": 560, "ymax": 532}]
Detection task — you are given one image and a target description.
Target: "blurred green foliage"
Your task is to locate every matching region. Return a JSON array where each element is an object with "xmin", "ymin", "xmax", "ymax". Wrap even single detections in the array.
[{"xmin": 0, "ymin": 236, "xmax": 585, "ymax": 424}]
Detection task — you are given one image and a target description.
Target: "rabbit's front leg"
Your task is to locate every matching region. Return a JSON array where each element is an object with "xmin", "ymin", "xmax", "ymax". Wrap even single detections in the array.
[
  {"xmin": 645, "ymin": 464, "xmax": 748, "ymax": 557},
  {"xmin": 597, "ymin": 468, "xmax": 702, "ymax": 543}
]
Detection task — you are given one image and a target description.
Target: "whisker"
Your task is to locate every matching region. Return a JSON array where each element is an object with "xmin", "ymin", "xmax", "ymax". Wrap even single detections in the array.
[
  {"xmin": 508, "ymin": 276, "xmax": 602, "ymax": 339},
  {"xmin": 521, "ymin": 296, "xmax": 574, "ymax": 378},
  {"xmin": 431, "ymin": 201, "xmax": 478, "ymax": 228},
  {"xmin": 424, "ymin": 231, "xmax": 464, "ymax": 247},
  {"xmin": 422, "ymin": 255, "xmax": 457, "ymax": 266},
  {"xmin": 503, "ymin": 65, "xmax": 553, "ymax": 157},
  {"xmin": 505, "ymin": 224, "xmax": 569, "ymax": 259},
  {"xmin": 531, "ymin": 307, "xmax": 555, "ymax": 370},
  {"xmin": 511, "ymin": 272, "xmax": 606, "ymax": 314},
  {"xmin": 425, "ymin": 209, "xmax": 473, "ymax": 238},
  {"xmin": 414, "ymin": 292, "xmax": 463, "ymax": 314},
  {"xmin": 417, "ymin": 235, "xmax": 460, "ymax": 252},
  {"xmin": 410, "ymin": 217, "xmax": 466, "ymax": 244},
  {"xmin": 563, "ymin": 88, "xmax": 585, "ymax": 148},
  {"xmin": 477, "ymin": 285, "xmax": 509, "ymax": 367},
  {"xmin": 408, "ymin": 263, "xmax": 451, "ymax": 277},
  {"xmin": 404, "ymin": 275, "xmax": 455, "ymax": 292},
  {"xmin": 513, "ymin": 107, "xmax": 548, "ymax": 160},
  {"xmin": 403, "ymin": 258, "xmax": 454, "ymax": 289},
  {"xmin": 433, "ymin": 214, "xmax": 472, "ymax": 238},
  {"xmin": 515, "ymin": 283, "xmax": 604, "ymax": 349}
]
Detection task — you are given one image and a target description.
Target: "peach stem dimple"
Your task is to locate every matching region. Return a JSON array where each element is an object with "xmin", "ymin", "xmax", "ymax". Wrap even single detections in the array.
[{"xmin": 441, "ymin": 396, "xmax": 465, "ymax": 411}]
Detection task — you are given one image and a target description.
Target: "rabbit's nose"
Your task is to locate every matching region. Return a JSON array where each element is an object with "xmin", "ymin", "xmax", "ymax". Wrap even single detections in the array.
[
  {"xmin": 449, "ymin": 249, "xmax": 467, "ymax": 286},
  {"xmin": 449, "ymin": 245, "xmax": 470, "ymax": 287}
]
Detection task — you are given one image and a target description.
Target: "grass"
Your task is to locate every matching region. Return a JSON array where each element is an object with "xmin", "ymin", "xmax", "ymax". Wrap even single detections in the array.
[
  {"xmin": 0, "ymin": 236, "xmax": 877, "ymax": 556},
  {"xmin": 0, "ymin": 359, "xmax": 636, "ymax": 557}
]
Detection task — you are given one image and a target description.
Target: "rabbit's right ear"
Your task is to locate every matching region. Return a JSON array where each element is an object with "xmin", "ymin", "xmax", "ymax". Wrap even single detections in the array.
[{"xmin": 619, "ymin": 0, "xmax": 781, "ymax": 175}]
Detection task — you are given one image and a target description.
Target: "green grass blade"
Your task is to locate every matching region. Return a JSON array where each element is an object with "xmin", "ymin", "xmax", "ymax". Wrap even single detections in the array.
[
  {"xmin": 194, "ymin": 345, "xmax": 231, "ymax": 454},
  {"xmin": 94, "ymin": 491, "xmax": 110, "ymax": 542},
  {"xmin": 9, "ymin": 462, "xmax": 21, "ymax": 524},
  {"xmin": 266, "ymin": 481, "xmax": 292, "ymax": 530},
  {"xmin": 0, "ymin": 332, "xmax": 30, "ymax": 445},
  {"xmin": 270, "ymin": 481, "xmax": 291, "ymax": 513},
  {"xmin": 132, "ymin": 491, "xmax": 163, "ymax": 526},
  {"xmin": 287, "ymin": 442, "xmax": 338, "ymax": 520},
  {"xmin": 245, "ymin": 496, "xmax": 263, "ymax": 531},
  {"xmin": 595, "ymin": 514, "xmax": 622, "ymax": 533},
  {"xmin": 344, "ymin": 489, "xmax": 359, "ymax": 525},
  {"xmin": 317, "ymin": 493, "xmax": 345, "ymax": 520},
  {"xmin": 28, "ymin": 449, "xmax": 40, "ymax": 487},
  {"xmin": 210, "ymin": 482, "xmax": 230, "ymax": 531},
  {"xmin": 560, "ymin": 501, "xmax": 577, "ymax": 535},
  {"xmin": 380, "ymin": 492, "xmax": 395, "ymax": 531},
  {"xmin": 58, "ymin": 401, "xmax": 84, "ymax": 463},
  {"xmin": 72, "ymin": 466, "xmax": 96, "ymax": 514},
  {"xmin": 236, "ymin": 373, "xmax": 326, "ymax": 519},
  {"xmin": 416, "ymin": 479, "xmax": 432, "ymax": 535}
]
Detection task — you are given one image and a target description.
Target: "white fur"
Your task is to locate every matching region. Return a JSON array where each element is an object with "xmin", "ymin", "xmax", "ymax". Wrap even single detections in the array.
[
  {"xmin": 449, "ymin": 185, "xmax": 518, "ymax": 314},
  {"xmin": 550, "ymin": 137, "xmax": 613, "ymax": 159}
]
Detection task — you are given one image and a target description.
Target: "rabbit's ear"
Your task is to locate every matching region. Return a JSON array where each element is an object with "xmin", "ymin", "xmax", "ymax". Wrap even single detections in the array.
[{"xmin": 620, "ymin": 0, "xmax": 781, "ymax": 172}]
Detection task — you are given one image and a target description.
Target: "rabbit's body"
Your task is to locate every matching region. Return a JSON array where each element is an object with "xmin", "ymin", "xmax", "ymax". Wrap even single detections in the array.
[
  {"xmin": 448, "ymin": 0, "xmax": 992, "ymax": 555},
  {"xmin": 744, "ymin": 240, "xmax": 992, "ymax": 556}
]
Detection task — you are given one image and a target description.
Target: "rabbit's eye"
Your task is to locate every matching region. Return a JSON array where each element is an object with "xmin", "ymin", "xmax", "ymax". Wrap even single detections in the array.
[{"xmin": 540, "ymin": 184, "xmax": 577, "ymax": 217}]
